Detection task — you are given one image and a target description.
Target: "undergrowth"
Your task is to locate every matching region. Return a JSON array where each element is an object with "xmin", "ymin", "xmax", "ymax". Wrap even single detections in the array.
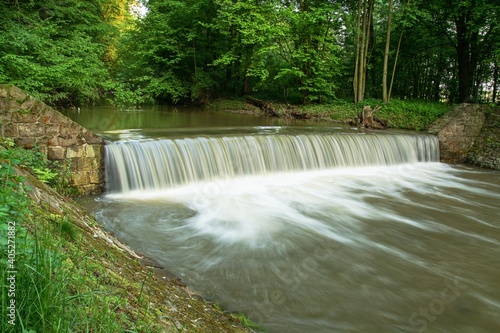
[
  {"xmin": 300, "ymin": 98, "xmax": 452, "ymax": 130},
  {"xmin": 1, "ymin": 137, "xmax": 253, "ymax": 333},
  {"xmin": 0, "ymin": 139, "xmax": 162, "ymax": 332},
  {"xmin": 0, "ymin": 138, "xmax": 77, "ymax": 196}
]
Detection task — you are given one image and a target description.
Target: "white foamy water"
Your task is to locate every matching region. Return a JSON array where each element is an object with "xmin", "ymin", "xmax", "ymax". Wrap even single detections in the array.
[
  {"xmin": 104, "ymin": 133, "xmax": 439, "ymax": 192},
  {"xmin": 92, "ymin": 162, "xmax": 500, "ymax": 333}
]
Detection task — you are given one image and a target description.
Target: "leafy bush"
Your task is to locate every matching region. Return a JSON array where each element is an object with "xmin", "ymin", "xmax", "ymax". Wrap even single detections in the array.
[{"xmin": 0, "ymin": 138, "xmax": 76, "ymax": 196}]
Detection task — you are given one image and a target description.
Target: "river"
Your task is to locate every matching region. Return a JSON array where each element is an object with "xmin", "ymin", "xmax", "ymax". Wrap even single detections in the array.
[{"xmin": 65, "ymin": 105, "xmax": 500, "ymax": 333}]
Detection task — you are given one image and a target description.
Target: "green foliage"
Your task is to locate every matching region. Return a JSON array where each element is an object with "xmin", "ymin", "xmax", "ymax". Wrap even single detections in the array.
[
  {"xmin": 0, "ymin": 138, "xmax": 170, "ymax": 333},
  {"xmin": 0, "ymin": 138, "xmax": 77, "ymax": 196},
  {"xmin": 1, "ymin": 0, "xmax": 497, "ymax": 105},
  {"xmin": 298, "ymin": 98, "xmax": 451, "ymax": 130},
  {"xmin": 0, "ymin": 0, "xmax": 135, "ymax": 107},
  {"xmin": 0, "ymin": 144, "xmax": 31, "ymax": 225},
  {"xmin": 369, "ymin": 99, "xmax": 451, "ymax": 131},
  {"xmin": 230, "ymin": 312, "xmax": 260, "ymax": 330}
]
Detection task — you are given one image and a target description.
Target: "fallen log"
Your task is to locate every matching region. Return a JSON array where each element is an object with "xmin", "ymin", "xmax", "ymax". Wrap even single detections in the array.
[{"xmin": 245, "ymin": 96, "xmax": 281, "ymax": 117}]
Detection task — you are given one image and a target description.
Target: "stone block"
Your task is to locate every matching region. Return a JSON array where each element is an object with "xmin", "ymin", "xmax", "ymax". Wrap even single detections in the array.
[
  {"xmin": 72, "ymin": 172, "xmax": 89, "ymax": 186},
  {"xmin": 7, "ymin": 99, "xmax": 22, "ymax": 111},
  {"xmin": 74, "ymin": 157, "xmax": 100, "ymax": 171},
  {"xmin": 0, "ymin": 85, "xmax": 9, "ymax": 98},
  {"xmin": 20, "ymin": 96, "xmax": 37, "ymax": 112},
  {"xmin": 8, "ymin": 86, "xmax": 27, "ymax": 101},
  {"xmin": 58, "ymin": 135, "xmax": 78, "ymax": 147},
  {"xmin": 83, "ymin": 130, "xmax": 103, "ymax": 144},
  {"xmin": 14, "ymin": 111, "xmax": 36, "ymax": 122},
  {"xmin": 66, "ymin": 146, "xmax": 83, "ymax": 158},
  {"xmin": 89, "ymin": 170, "xmax": 102, "ymax": 184},
  {"xmin": 48, "ymin": 147, "xmax": 66, "ymax": 160},
  {"xmin": 37, "ymin": 146, "xmax": 48, "ymax": 156},
  {"xmin": 45, "ymin": 123, "xmax": 60, "ymax": 136},
  {"xmin": 47, "ymin": 136, "xmax": 59, "ymax": 146},
  {"xmin": 76, "ymin": 134, "xmax": 86, "ymax": 145},
  {"xmin": 18, "ymin": 123, "xmax": 45, "ymax": 137},
  {"xmin": 39, "ymin": 115, "xmax": 52, "ymax": 124},
  {"xmin": 2, "ymin": 123, "xmax": 18, "ymax": 137},
  {"xmin": 72, "ymin": 157, "xmax": 85, "ymax": 171},
  {"xmin": 79, "ymin": 184, "xmax": 101, "ymax": 195},
  {"xmin": 84, "ymin": 144, "xmax": 95, "ymax": 158},
  {"xmin": 31, "ymin": 101, "xmax": 47, "ymax": 114},
  {"xmin": 60, "ymin": 122, "xmax": 81, "ymax": 137},
  {"xmin": 14, "ymin": 137, "xmax": 36, "ymax": 148},
  {"xmin": 34, "ymin": 137, "xmax": 50, "ymax": 147}
]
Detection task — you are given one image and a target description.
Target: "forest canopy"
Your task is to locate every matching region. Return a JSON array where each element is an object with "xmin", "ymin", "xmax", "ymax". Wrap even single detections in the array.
[{"xmin": 0, "ymin": 0, "xmax": 498, "ymax": 107}]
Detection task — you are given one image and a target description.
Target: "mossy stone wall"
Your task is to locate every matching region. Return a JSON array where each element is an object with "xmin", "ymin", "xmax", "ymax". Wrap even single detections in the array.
[
  {"xmin": 464, "ymin": 108, "xmax": 500, "ymax": 170},
  {"xmin": 428, "ymin": 104, "xmax": 488, "ymax": 165},
  {"xmin": 0, "ymin": 85, "xmax": 104, "ymax": 194}
]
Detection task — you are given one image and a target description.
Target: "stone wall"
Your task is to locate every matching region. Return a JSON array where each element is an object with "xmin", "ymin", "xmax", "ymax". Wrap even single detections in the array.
[
  {"xmin": 464, "ymin": 108, "xmax": 500, "ymax": 170},
  {"xmin": 0, "ymin": 84, "xmax": 104, "ymax": 194},
  {"xmin": 428, "ymin": 104, "xmax": 487, "ymax": 164}
]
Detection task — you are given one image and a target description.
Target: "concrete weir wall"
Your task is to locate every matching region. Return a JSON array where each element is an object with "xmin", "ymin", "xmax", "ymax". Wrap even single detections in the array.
[{"xmin": 0, "ymin": 85, "xmax": 104, "ymax": 195}]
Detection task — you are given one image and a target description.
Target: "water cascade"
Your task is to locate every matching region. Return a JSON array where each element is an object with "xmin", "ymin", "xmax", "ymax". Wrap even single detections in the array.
[
  {"xmin": 105, "ymin": 133, "xmax": 439, "ymax": 192},
  {"xmin": 93, "ymin": 130, "xmax": 500, "ymax": 333}
]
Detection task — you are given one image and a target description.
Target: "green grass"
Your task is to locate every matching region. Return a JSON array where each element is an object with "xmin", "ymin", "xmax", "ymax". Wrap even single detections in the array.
[
  {"xmin": 0, "ymin": 140, "xmax": 161, "ymax": 333},
  {"xmin": 1, "ymin": 138, "xmax": 255, "ymax": 333},
  {"xmin": 1, "ymin": 144, "xmax": 108, "ymax": 332},
  {"xmin": 300, "ymin": 98, "xmax": 452, "ymax": 131},
  {"xmin": 209, "ymin": 96, "xmax": 452, "ymax": 131},
  {"xmin": 211, "ymin": 96, "xmax": 452, "ymax": 131}
]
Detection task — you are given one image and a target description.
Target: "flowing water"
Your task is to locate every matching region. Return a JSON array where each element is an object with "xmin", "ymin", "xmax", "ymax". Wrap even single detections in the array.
[{"xmin": 69, "ymin": 106, "xmax": 500, "ymax": 333}]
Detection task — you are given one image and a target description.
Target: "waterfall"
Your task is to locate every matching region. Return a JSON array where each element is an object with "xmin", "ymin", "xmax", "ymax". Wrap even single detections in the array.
[{"xmin": 105, "ymin": 133, "xmax": 439, "ymax": 193}]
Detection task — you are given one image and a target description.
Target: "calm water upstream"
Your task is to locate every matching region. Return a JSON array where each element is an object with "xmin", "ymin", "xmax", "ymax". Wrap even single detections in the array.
[{"xmin": 66, "ymin": 106, "xmax": 500, "ymax": 333}]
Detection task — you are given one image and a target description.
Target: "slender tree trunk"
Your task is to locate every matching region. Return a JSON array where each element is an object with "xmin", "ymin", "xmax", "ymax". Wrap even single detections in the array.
[
  {"xmin": 389, "ymin": 27, "xmax": 403, "ymax": 101},
  {"xmin": 353, "ymin": 0, "xmax": 362, "ymax": 103},
  {"xmin": 362, "ymin": 1, "xmax": 373, "ymax": 100},
  {"xmin": 470, "ymin": 30, "xmax": 479, "ymax": 101},
  {"xmin": 357, "ymin": 0, "xmax": 369, "ymax": 104},
  {"xmin": 353, "ymin": 0, "xmax": 373, "ymax": 104},
  {"xmin": 455, "ymin": 11, "xmax": 472, "ymax": 102},
  {"xmin": 493, "ymin": 62, "xmax": 498, "ymax": 103},
  {"xmin": 382, "ymin": 0, "xmax": 393, "ymax": 104},
  {"xmin": 242, "ymin": 45, "xmax": 254, "ymax": 95}
]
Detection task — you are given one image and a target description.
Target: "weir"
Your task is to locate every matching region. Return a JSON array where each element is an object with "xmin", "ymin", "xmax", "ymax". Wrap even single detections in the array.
[
  {"xmin": 92, "ymin": 129, "xmax": 500, "ymax": 333},
  {"xmin": 105, "ymin": 133, "xmax": 439, "ymax": 192}
]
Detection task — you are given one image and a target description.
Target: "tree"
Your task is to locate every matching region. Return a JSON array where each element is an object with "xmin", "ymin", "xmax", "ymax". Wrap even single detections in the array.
[
  {"xmin": 273, "ymin": 0, "xmax": 343, "ymax": 103},
  {"xmin": 427, "ymin": 0, "xmax": 498, "ymax": 102},
  {"xmin": 0, "ymin": 0, "xmax": 133, "ymax": 107},
  {"xmin": 382, "ymin": 0, "xmax": 393, "ymax": 104},
  {"xmin": 353, "ymin": 0, "xmax": 374, "ymax": 104}
]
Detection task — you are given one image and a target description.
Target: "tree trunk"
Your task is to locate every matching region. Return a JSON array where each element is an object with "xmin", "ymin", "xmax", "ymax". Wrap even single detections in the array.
[
  {"xmin": 241, "ymin": 45, "xmax": 254, "ymax": 95},
  {"xmin": 389, "ymin": 26, "xmax": 403, "ymax": 101},
  {"xmin": 360, "ymin": 105, "xmax": 387, "ymax": 129},
  {"xmin": 455, "ymin": 11, "xmax": 472, "ymax": 103},
  {"xmin": 353, "ymin": 0, "xmax": 362, "ymax": 104},
  {"xmin": 382, "ymin": 0, "xmax": 393, "ymax": 104},
  {"xmin": 354, "ymin": 0, "xmax": 374, "ymax": 104},
  {"xmin": 493, "ymin": 62, "xmax": 498, "ymax": 104}
]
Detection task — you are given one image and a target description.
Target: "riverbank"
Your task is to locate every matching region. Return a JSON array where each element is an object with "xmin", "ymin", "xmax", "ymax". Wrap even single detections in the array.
[
  {"xmin": 206, "ymin": 98, "xmax": 453, "ymax": 131},
  {"xmin": 0, "ymin": 139, "xmax": 256, "ymax": 333}
]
